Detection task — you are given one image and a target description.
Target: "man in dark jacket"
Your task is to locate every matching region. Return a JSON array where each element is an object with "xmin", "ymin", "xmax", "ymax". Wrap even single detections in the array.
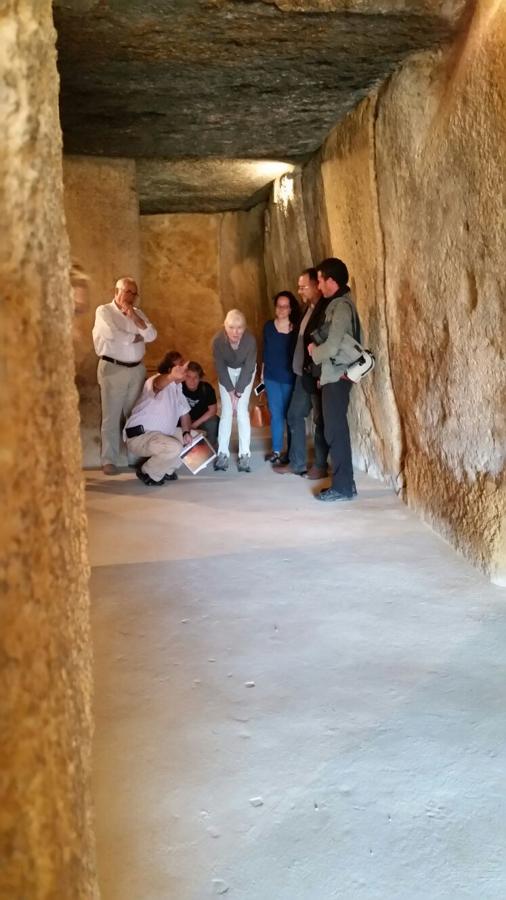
[
  {"xmin": 307, "ymin": 257, "xmax": 358, "ymax": 501},
  {"xmin": 274, "ymin": 267, "xmax": 331, "ymax": 478}
]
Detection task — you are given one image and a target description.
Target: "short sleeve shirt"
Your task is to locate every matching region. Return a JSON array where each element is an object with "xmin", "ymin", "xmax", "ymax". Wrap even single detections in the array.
[
  {"xmin": 124, "ymin": 376, "xmax": 190, "ymax": 437},
  {"xmin": 182, "ymin": 381, "xmax": 217, "ymax": 422}
]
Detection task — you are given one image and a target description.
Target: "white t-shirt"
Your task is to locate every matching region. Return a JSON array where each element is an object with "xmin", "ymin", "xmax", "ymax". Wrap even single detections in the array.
[{"xmin": 124, "ymin": 377, "xmax": 190, "ymax": 438}]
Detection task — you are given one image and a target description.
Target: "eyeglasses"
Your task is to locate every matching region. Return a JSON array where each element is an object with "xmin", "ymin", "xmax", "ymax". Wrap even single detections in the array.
[{"xmin": 276, "ymin": 304, "xmax": 291, "ymax": 310}]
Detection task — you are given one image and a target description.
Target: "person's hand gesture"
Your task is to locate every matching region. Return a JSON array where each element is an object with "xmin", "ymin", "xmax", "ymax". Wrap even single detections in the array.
[{"xmin": 170, "ymin": 362, "xmax": 189, "ymax": 383}]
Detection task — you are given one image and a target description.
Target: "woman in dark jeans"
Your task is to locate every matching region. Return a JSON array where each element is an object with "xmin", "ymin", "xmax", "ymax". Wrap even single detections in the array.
[{"xmin": 261, "ymin": 291, "xmax": 300, "ymax": 465}]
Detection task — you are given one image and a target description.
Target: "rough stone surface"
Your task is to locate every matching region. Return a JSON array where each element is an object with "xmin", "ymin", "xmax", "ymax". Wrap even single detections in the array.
[
  {"xmin": 63, "ymin": 156, "xmax": 140, "ymax": 467},
  {"xmin": 219, "ymin": 204, "xmax": 271, "ymax": 340},
  {"xmin": 264, "ymin": 0, "xmax": 505, "ymax": 580},
  {"xmin": 264, "ymin": 170, "xmax": 313, "ymax": 297},
  {"xmin": 319, "ymin": 95, "xmax": 404, "ymax": 490},
  {"xmin": 137, "ymin": 158, "xmax": 294, "ymax": 214},
  {"xmin": 0, "ymin": 3, "xmax": 98, "ymax": 897},
  {"xmin": 375, "ymin": 3, "xmax": 506, "ymax": 583},
  {"xmin": 140, "ymin": 206, "xmax": 269, "ymax": 382},
  {"xmin": 54, "ymin": 0, "xmax": 465, "ymax": 210},
  {"xmin": 140, "ymin": 213, "xmax": 222, "ymax": 377}
]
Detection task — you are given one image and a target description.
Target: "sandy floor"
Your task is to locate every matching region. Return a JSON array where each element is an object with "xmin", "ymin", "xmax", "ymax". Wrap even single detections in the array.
[{"xmin": 87, "ymin": 447, "xmax": 506, "ymax": 900}]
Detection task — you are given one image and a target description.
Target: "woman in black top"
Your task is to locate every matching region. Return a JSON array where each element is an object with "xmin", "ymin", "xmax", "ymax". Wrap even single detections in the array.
[{"xmin": 261, "ymin": 291, "xmax": 299, "ymax": 465}]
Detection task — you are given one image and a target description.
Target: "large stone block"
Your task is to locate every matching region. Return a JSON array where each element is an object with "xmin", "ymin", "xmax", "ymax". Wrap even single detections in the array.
[
  {"xmin": 140, "ymin": 206, "xmax": 268, "ymax": 382},
  {"xmin": 263, "ymin": 0, "xmax": 505, "ymax": 580},
  {"xmin": 140, "ymin": 213, "xmax": 223, "ymax": 378},
  {"xmin": 220, "ymin": 204, "xmax": 270, "ymax": 340},
  {"xmin": 264, "ymin": 169, "xmax": 313, "ymax": 299},
  {"xmin": 374, "ymin": 3, "xmax": 506, "ymax": 581},
  {"xmin": 0, "ymin": 3, "xmax": 97, "ymax": 896},
  {"xmin": 63, "ymin": 156, "xmax": 140, "ymax": 466}
]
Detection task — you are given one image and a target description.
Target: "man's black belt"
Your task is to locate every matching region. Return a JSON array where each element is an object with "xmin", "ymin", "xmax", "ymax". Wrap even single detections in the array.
[{"xmin": 100, "ymin": 356, "xmax": 141, "ymax": 368}]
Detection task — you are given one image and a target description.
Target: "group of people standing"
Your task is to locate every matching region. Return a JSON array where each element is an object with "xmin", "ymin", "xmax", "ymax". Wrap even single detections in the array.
[{"xmin": 92, "ymin": 255, "xmax": 360, "ymax": 501}]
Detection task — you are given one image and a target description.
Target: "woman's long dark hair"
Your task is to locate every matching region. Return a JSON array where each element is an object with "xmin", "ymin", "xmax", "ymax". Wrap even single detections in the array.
[{"xmin": 274, "ymin": 290, "xmax": 300, "ymax": 329}]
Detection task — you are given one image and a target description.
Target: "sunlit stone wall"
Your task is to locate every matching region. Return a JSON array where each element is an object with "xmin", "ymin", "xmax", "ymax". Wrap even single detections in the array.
[
  {"xmin": 0, "ymin": 2, "xmax": 98, "ymax": 896},
  {"xmin": 63, "ymin": 156, "xmax": 140, "ymax": 466},
  {"xmin": 265, "ymin": 0, "xmax": 506, "ymax": 582},
  {"xmin": 140, "ymin": 206, "xmax": 269, "ymax": 380}
]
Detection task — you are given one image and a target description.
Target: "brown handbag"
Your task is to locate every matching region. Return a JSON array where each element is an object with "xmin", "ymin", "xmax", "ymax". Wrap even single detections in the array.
[{"xmin": 250, "ymin": 398, "xmax": 271, "ymax": 427}]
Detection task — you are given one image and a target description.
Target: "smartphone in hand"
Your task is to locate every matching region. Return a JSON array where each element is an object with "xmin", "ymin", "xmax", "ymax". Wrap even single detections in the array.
[{"xmin": 254, "ymin": 382, "xmax": 266, "ymax": 396}]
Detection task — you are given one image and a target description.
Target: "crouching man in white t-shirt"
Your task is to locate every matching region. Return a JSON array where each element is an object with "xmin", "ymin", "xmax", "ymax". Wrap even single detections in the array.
[{"xmin": 124, "ymin": 351, "xmax": 193, "ymax": 486}]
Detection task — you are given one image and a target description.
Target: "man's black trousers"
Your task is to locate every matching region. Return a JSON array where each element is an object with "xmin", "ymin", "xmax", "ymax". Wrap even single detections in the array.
[{"xmin": 322, "ymin": 379, "xmax": 354, "ymax": 494}]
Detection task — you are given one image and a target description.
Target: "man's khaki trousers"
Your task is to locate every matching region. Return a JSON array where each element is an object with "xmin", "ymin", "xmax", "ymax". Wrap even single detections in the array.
[
  {"xmin": 97, "ymin": 358, "xmax": 146, "ymax": 466},
  {"xmin": 126, "ymin": 429, "xmax": 187, "ymax": 482}
]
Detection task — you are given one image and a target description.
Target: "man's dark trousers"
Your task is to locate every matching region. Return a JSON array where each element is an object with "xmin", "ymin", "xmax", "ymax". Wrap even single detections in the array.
[
  {"xmin": 287, "ymin": 376, "xmax": 329, "ymax": 473},
  {"xmin": 322, "ymin": 379, "xmax": 354, "ymax": 493}
]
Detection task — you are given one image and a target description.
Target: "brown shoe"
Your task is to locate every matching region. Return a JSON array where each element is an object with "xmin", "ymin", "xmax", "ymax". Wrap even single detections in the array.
[
  {"xmin": 307, "ymin": 465, "xmax": 328, "ymax": 480},
  {"xmin": 273, "ymin": 464, "xmax": 307, "ymax": 477},
  {"xmin": 102, "ymin": 463, "xmax": 119, "ymax": 475}
]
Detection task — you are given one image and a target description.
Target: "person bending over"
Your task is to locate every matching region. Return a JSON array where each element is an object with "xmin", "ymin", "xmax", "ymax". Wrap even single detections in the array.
[
  {"xmin": 212, "ymin": 309, "xmax": 257, "ymax": 473},
  {"xmin": 124, "ymin": 350, "xmax": 192, "ymax": 486},
  {"xmin": 182, "ymin": 361, "xmax": 220, "ymax": 448}
]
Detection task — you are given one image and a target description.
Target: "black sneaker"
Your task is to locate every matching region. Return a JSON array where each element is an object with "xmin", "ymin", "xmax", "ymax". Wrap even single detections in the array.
[
  {"xmin": 136, "ymin": 468, "xmax": 163, "ymax": 486},
  {"xmin": 267, "ymin": 451, "xmax": 281, "ymax": 464},
  {"xmin": 316, "ymin": 487, "xmax": 355, "ymax": 502},
  {"xmin": 162, "ymin": 472, "xmax": 178, "ymax": 483}
]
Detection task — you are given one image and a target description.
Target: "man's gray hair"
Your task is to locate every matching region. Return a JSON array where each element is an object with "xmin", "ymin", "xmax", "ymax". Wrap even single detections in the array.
[{"xmin": 115, "ymin": 276, "xmax": 137, "ymax": 292}]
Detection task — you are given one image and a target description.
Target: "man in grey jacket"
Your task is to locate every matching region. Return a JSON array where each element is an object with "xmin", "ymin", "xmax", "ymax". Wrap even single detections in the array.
[{"xmin": 307, "ymin": 257, "xmax": 358, "ymax": 501}]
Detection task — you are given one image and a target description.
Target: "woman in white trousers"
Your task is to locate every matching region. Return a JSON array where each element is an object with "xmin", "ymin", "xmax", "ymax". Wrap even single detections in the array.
[{"xmin": 212, "ymin": 309, "xmax": 257, "ymax": 472}]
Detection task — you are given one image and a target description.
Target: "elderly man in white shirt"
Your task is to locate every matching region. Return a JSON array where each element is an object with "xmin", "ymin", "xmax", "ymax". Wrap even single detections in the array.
[
  {"xmin": 124, "ymin": 351, "xmax": 193, "ymax": 486},
  {"xmin": 92, "ymin": 276, "xmax": 157, "ymax": 474}
]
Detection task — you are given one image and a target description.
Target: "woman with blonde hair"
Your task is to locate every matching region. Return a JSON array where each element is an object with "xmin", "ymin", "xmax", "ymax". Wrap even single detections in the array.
[{"xmin": 212, "ymin": 309, "xmax": 257, "ymax": 472}]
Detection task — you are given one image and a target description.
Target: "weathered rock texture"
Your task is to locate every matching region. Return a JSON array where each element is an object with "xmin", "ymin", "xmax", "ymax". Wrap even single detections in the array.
[
  {"xmin": 0, "ymin": 3, "xmax": 98, "ymax": 897},
  {"xmin": 63, "ymin": 156, "xmax": 140, "ymax": 466},
  {"xmin": 141, "ymin": 206, "xmax": 269, "ymax": 380},
  {"xmin": 137, "ymin": 158, "xmax": 294, "ymax": 214},
  {"xmin": 54, "ymin": 0, "xmax": 465, "ymax": 210},
  {"xmin": 265, "ymin": 0, "xmax": 505, "ymax": 581}
]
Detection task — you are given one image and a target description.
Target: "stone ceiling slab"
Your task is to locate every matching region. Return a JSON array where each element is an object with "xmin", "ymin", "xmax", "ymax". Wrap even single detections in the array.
[
  {"xmin": 54, "ymin": 0, "xmax": 467, "ymax": 209},
  {"xmin": 136, "ymin": 159, "xmax": 295, "ymax": 213}
]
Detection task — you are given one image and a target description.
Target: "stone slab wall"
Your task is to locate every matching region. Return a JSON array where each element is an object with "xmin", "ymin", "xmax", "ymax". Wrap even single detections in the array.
[
  {"xmin": 140, "ymin": 206, "xmax": 269, "ymax": 383},
  {"xmin": 63, "ymin": 156, "xmax": 140, "ymax": 466},
  {"xmin": 375, "ymin": 2, "xmax": 506, "ymax": 583},
  {"xmin": 265, "ymin": 0, "xmax": 505, "ymax": 581},
  {"xmin": 264, "ymin": 170, "xmax": 313, "ymax": 299},
  {"xmin": 0, "ymin": 3, "xmax": 98, "ymax": 897}
]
